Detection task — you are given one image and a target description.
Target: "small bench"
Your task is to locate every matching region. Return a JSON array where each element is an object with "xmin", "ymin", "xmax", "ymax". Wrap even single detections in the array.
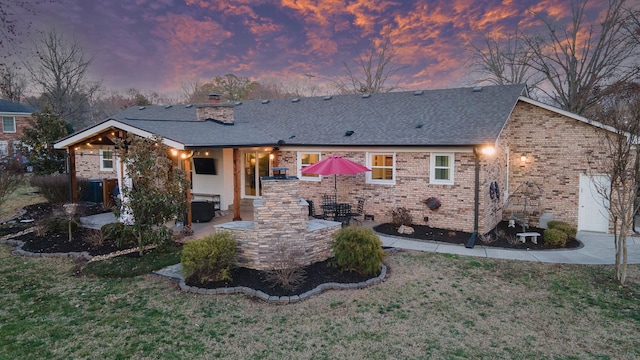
[{"xmin": 516, "ymin": 232, "xmax": 541, "ymax": 244}]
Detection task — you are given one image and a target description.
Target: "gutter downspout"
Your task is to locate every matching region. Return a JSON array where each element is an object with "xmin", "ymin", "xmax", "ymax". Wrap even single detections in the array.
[{"xmin": 466, "ymin": 148, "xmax": 480, "ymax": 248}]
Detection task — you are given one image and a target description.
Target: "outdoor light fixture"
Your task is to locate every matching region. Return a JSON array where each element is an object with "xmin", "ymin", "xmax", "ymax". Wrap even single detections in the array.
[
  {"xmin": 467, "ymin": 144, "xmax": 497, "ymax": 249},
  {"xmin": 520, "ymin": 155, "xmax": 527, "ymax": 162},
  {"xmin": 480, "ymin": 146, "xmax": 495, "ymax": 155}
]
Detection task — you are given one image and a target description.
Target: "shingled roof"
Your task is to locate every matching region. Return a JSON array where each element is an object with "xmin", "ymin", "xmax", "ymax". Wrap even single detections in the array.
[
  {"xmin": 0, "ymin": 99, "xmax": 37, "ymax": 114},
  {"xmin": 58, "ymin": 84, "xmax": 527, "ymax": 148}
]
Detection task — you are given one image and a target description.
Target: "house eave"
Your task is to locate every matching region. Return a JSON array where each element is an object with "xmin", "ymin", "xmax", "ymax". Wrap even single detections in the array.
[{"xmin": 53, "ymin": 119, "xmax": 186, "ymax": 150}]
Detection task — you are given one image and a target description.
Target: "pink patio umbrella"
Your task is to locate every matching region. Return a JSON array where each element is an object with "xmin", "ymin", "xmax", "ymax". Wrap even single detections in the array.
[{"xmin": 301, "ymin": 155, "xmax": 371, "ymax": 201}]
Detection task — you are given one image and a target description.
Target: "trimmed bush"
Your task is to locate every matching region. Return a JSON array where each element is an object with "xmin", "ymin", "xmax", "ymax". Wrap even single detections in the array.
[
  {"xmin": 332, "ymin": 227, "xmax": 385, "ymax": 276},
  {"xmin": 543, "ymin": 228, "xmax": 568, "ymax": 247},
  {"xmin": 390, "ymin": 207, "xmax": 413, "ymax": 227},
  {"xmin": 181, "ymin": 232, "xmax": 238, "ymax": 282},
  {"xmin": 547, "ymin": 221, "xmax": 577, "ymax": 238}
]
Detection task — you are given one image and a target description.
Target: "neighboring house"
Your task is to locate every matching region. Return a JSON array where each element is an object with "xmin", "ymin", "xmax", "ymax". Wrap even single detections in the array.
[
  {"xmin": 0, "ymin": 99, "xmax": 37, "ymax": 159},
  {"xmin": 53, "ymin": 84, "xmax": 617, "ymax": 234}
]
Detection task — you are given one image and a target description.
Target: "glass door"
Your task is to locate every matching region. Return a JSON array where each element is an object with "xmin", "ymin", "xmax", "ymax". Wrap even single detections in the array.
[{"xmin": 243, "ymin": 151, "xmax": 270, "ymax": 197}]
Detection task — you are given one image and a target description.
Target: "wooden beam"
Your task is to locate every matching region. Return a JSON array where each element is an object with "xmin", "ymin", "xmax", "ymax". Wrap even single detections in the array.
[
  {"xmin": 69, "ymin": 147, "xmax": 78, "ymax": 203},
  {"xmin": 233, "ymin": 148, "xmax": 242, "ymax": 221},
  {"xmin": 184, "ymin": 157, "xmax": 192, "ymax": 227}
]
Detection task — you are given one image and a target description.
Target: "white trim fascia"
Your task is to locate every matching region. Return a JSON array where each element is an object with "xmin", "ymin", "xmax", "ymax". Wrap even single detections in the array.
[
  {"xmin": 281, "ymin": 145, "xmax": 476, "ymax": 153},
  {"xmin": 517, "ymin": 96, "xmax": 625, "ymax": 137},
  {"xmin": 54, "ymin": 119, "xmax": 185, "ymax": 150},
  {"xmin": 0, "ymin": 112, "xmax": 32, "ymax": 117}
]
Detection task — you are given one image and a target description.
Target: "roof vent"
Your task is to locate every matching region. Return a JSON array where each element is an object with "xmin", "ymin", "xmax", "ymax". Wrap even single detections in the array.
[
  {"xmin": 288, "ymin": 135, "xmax": 296, "ymax": 139},
  {"xmin": 472, "ymin": 86, "xmax": 483, "ymax": 92},
  {"xmin": 291, "ymin": 98, "xmax": 300, "ymax": 103},
  {"xmin": 415, "ymin": 124, "xmax": 424, "ymax": 129},
  {"xmin": 323, "ymin": 96, "xmax": 332, "ymax": 100},
  {"xmin": 164, "ymin": 105, "xmax": 172, "ymax": 109},
  {"xmin": 345, "ymin": 130, "xmax": 355, "ymax": 136},
  {"xmin": 138, "ymin": 106, "xmax": 146, "ymax": 110},
  {"xmin": 362, "ymin": 94, "xmax": 371, "ymax": 98},
  {"xmin": 261, "ymin": 100, "xmax": 270, "ymax": 104},
  {"xmin": 234, "ymin": 101, "xmax": 242, "ymax": 106},
  {"xmin": 185, "ymin": 104, "xmax": 193, "ymax": 108},
  {"xmin": 413, "ymin": 90, "xmax": 424, "ymax": 96}
]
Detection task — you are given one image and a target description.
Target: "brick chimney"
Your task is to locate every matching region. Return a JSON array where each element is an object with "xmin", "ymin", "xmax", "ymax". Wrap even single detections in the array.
[
  {"xmin": 208, "ymin": 93, "xmax": 221, "ymax": 103},
  {"xmin": 196, "ymin": 102, "xmax": 234, "ymax": 124}
]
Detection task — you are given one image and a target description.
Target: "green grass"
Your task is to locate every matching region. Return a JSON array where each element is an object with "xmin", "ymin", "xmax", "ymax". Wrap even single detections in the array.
[
  {"xmin": 0, "ymin": 244, "xmax": 638, "ymax": 359},
  {"xmin": 81, "ymin": 245, "xmax": 182, "ymax": 277}
]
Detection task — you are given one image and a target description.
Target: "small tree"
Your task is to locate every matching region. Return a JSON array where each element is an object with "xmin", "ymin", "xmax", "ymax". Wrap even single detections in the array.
[
  {"xmin": 116, "ymin": 134, "xmax": 188, "ymax": 255},
  {"xmin": 0, "ymin": 156, "xmax": 24, "ymax": 210},
  {"xmin": 19, "ymin": 108, "xmax": 69, "ymax": 174},
  {"xmin": 587, "ymin": 81, "xmax": 640, "ymax": 285}
]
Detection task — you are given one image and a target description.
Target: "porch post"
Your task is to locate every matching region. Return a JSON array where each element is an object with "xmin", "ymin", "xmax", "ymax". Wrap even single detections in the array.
[
  {"xmin": 69, "ymin": 147, "xmax": 78, "ymax": 203},
  {"xmin": 184, "ymin": 157, "xmax": 192, "ymax": 227},
  {"xmin": 233, "ymin": 148, "xmax": 242, "ymax": 221}
]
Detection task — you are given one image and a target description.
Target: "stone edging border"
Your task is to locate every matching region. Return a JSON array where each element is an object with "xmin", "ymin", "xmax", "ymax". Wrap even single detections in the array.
[
  {"xmin": 0, "ymin": 228, "xmax": 152, "ymax": 261},
  {"xmin": 177, "ymin": 263, "xmax": 388, "ymax": 304}
]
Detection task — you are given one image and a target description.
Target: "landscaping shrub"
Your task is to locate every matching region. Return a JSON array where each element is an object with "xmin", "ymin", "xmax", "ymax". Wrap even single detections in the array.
[
  {"xmin": 390, "ymin": 207, "xmax": 413, "ymax": 227},
  {"xmin": 547, "ymin": 221, "xmax": 577, "ymax": 238},
  {"xmin": 543, "ymin": 228, "xmax": 568, "ymax": 247},
  {"xmin": 37, "ymin": 216, "xmax": 78, "ymax": 234},
  {"xmin": 332, "ymin": 227, "xmax": 384, "ymax": 276},
  {"xmin": 181, "ymin": 232, "xmax": 238, "ymax": 282},
  {"xmin": 30, "ymin": 175, "xmax": 90, "ymax": 204},
  {"xmin": 100, "ymin": 222, "xmax": 136, "ymax": 248}
]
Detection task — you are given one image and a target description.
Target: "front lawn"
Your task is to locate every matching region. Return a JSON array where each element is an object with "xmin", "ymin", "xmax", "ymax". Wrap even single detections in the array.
[{"xmin": 0, "ymin": 245, "xmax": 638, "ymax": 359}]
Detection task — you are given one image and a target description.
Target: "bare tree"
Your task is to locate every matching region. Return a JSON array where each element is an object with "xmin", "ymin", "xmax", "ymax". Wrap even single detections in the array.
[
  {"xmin": 0, "ymin": 62, "xmax": 27, "ymax": 101},
  {"xmin": 24, "ymin": 29, "xmax": 102, "ymax": 130},
  {"xmin": 587, "ymin": 81, "xmax": 640, "ymax": 285},
  {"xmin": 524, "ymin": 0, "xmax": 640, "ymax": 115},
  {"xmin": 336, "ymin": 28, "xmax": 406, "ymax": 94},
  {"xmin": 469, "ymin": 30, "xmax": 543, "ymax": 90},
  {"xmin": 0, "ymin": 0, "xmax": 47, "ymax": 57}
]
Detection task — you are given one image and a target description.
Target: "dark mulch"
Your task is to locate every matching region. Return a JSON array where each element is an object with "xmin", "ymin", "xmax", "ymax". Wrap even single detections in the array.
[
  {"xmin": 185, "ymin": 258, "xmax": 377, "ymax": 297},
  {"xmin": 16, "ymin": 228, "xmax": 125, "ymax": 256},
  {"xmin": 374, "ymin": 220, "xmax": 581, "ymax": 250},
  {"xmin": 3, "ymin": 202, "xmax": 126, "ymax": 256}
]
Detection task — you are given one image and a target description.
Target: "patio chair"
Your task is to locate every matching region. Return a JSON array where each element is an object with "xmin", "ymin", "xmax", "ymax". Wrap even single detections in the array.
[
  {"xmin": 307, "ymin": 200, "xmax": 326, "ymax": 219},
  {"xmin": 348, "ymin": 198, "xmax": 365, "ymax": 225},
  {"xmin": 322, "ymin": 194, "xmax": 337, "ymax": 207},
  {"xmin": 334, "ymin": 203, "xmax": 352, "ymax": 227}
]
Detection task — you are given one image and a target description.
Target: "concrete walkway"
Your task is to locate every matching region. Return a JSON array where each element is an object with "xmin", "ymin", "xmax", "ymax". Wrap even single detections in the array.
[{"xmin": 80, "ymin": 212, "xmax": 640, "ymax": 265}]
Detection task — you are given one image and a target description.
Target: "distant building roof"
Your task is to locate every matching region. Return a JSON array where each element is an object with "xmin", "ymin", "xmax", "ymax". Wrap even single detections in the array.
[{"xmin": 0, "ymin": 99, "xmax": 37, "ymax": 114}]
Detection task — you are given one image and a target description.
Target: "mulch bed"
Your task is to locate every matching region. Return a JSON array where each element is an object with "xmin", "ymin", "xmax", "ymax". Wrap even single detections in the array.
[
  {"xmin": 374, "ymin": 220, "xmax": 581, "ymax": 250},
  {"xmin": 185, "ymin": 258, "xmax": 376, "ymax": 297},
  {"xmin": 15, "ymin": 228, "xmax": 124, "ymax": 256}
]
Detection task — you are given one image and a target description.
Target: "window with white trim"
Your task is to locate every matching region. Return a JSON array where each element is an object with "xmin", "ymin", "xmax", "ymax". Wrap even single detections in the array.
[
  {"xmin": 2, "ymin": 116, "xmax": 16, "ymax": 133},
  {"xmin": 367, "ymin": 152, "xmax": 395, "ymax": 184},
  {"xmin": 298, "ymin": 152, "xmax": 321, "ymax": 181},
  {"xmin": 100, "ymin": 149, "xmax": 114, "ymax": 171},
  {"xmin": 430, "ymin": 153, "xmax": 454, "ymax": 185},
  {"xmin": 0, "ymin": 141, "xmax": 8, "ymax": 156}
]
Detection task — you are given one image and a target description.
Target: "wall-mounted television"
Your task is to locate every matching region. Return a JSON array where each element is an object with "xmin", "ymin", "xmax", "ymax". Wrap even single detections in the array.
[{"xmin": 193, "ymin": 158, "xmax": 216, "ymax": 175}]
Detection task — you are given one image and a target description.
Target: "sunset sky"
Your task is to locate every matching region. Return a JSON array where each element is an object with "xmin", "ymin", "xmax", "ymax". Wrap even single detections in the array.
[{"xmin": 17, "ymin": 0, "xmax": 608, "ymax": 96}]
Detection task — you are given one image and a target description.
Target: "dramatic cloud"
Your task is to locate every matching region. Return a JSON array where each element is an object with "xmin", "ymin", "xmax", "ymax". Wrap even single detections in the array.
[{"xmin": 19, "ymin": 0, "xmax": 607, "ymax": 95}]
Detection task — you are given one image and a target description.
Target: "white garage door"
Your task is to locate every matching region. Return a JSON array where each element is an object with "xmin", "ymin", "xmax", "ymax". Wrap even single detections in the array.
[{"xmin": 578, "ymin": 174, "xmax": 610, "ymax": 232}]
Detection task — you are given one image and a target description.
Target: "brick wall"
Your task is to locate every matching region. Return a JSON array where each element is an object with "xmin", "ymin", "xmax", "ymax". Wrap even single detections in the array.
[
  {"xmin": 74, "ymin": 145, "xmax": 118, "ymax": 180},
  {"xmin": 0, "ymin": 115, "xmax": 31, "ymax": 156},
  {"xmin": 498, "ymin": 101, "xmax": 608, "ymax": 229},
  {"xmin": 279, "ymin": 150, "xmax": 481, "ymax": 233}
]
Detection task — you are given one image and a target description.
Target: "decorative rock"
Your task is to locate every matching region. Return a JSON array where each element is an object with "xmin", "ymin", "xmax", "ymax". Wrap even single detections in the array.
[{"xmin": 397, "ymin": 225, "xmax": 415, "ymax": 234}]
